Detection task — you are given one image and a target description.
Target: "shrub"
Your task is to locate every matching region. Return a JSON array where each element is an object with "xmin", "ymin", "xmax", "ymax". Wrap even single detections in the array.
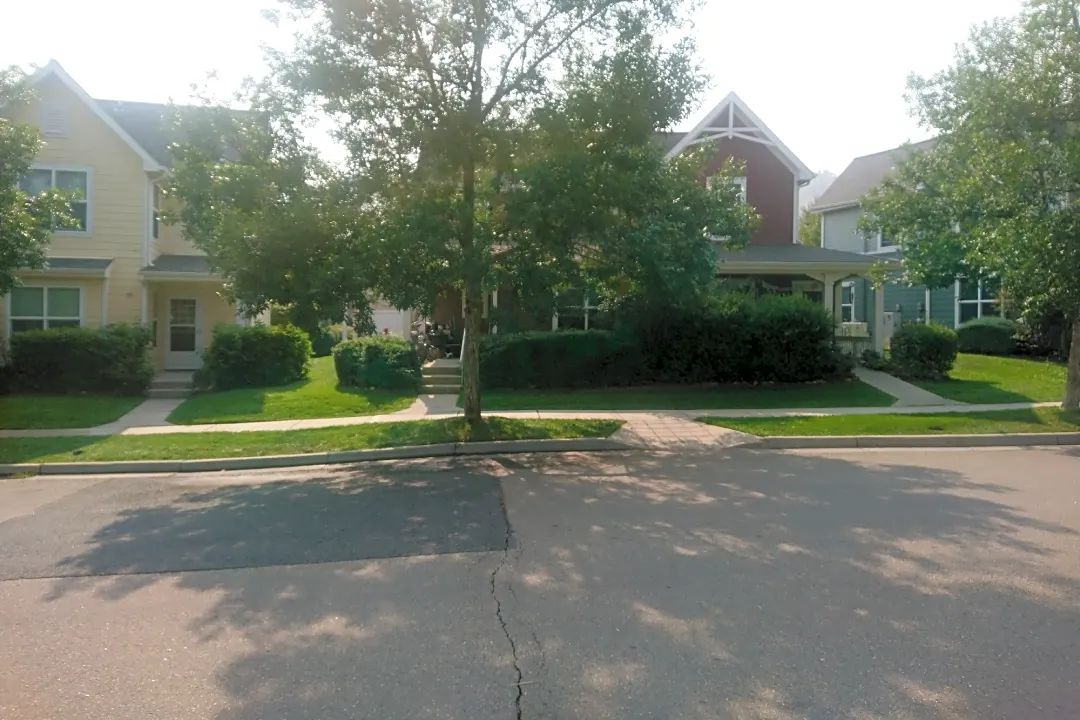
[
  {"xmin": 9, "ymin": 324, "xmax": 153, "ymax": 395},
  {"xmin": 859, "ymin": 349, "xmax": 891, "ymax": 371},
  {"xmin": 0, "ymin": 345, "xmax": 13, "ymax": 396},
  {"xmin": 201, "ymin": 324, "xmax": 311, "ymax": 390},
  {"xmin": 889, "ymin": 323, "xmax": 958, "ymax": 379},
  {"xmin": 957, "ymin": 316, "xmax": 1017, "ymax": 355},
  {"xmin": 310, "ymin": 326, "xmax": 340, "ymax": 358},
  {"xmin": 631, "ymin": 293, "xmax": 847, "ymax": 385},
  {"xmin": 1015, "ymin": 296, "xmax": 1072, "ymax": 359},
  {"xmin": 333, "ymin": 336, "xmax": 420, "ymax": 390},
  {"xmin": 479, "ymin": 330, "xmax": 642, "ymax": 389}
]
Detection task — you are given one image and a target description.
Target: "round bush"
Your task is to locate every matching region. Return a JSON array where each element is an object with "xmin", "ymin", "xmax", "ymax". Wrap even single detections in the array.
[
  {"xmin": 9, "ymin": 325, "xmax": 153, "ymax": 396},
  {"xmin": 333, "ymin": 336, "xmax": 420, "ymax": 390},
  {"xmin": 889, "ymin": 323, "xmax": 958, "ymax": 380},
  {"xmin": 201, "ymin": 324, "xmax": 312, "ymax": 390},
  {"xmin": 957, "ymin": 317, "xmax": 1016, "ymax": 355}
]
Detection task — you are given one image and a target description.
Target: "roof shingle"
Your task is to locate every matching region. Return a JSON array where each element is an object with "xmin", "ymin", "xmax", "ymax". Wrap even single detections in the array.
[{"xmin": 813, "ymin": 138, "xmax": 937, "ymax": 211}]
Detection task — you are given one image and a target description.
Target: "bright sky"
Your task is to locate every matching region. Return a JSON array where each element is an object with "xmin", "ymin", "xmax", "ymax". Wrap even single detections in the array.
[{"xmin": 1, "ymin": 0, "xmax": 1024, "ymax": 174}]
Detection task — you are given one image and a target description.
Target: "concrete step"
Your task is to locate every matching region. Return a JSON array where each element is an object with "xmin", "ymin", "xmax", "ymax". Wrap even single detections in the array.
[
  {"xmin": 420, "ymin": 384, "xmax": 460, "ymax": 395},
  {"xmin": 150, "ymin": 379, "xmax": 194, "ymax": 390},
  {"xmin": 148, "ymin": 388, "xmax": 192, "ymax": 399},
  {"xmin": 422, "ymin": 367, "xmax": 462, "ymax": 378}
]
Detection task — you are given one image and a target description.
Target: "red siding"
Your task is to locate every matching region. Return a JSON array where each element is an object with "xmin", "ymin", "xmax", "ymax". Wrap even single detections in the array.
[{"xmin": 702, "ymin": 136, "xmax": 795, "ymax": 246}]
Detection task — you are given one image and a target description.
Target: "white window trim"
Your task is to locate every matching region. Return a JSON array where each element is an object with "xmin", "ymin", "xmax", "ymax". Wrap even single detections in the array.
[
  {"xmin": 866, "ymin": 229, "xmax": 896, "ymax": 254},
  {"xmin": 954, "ymin": 279, "xmax": 1003, "ymax": 326},
  {"xmin": 840, "ymin": 281, "xmax": 855, "ymax": 322},
  {"xmin": 552, "ymin": 292, "xmax": 599, "ymax": 330},
  {"xmin": 5, "ymin": 285, "xmax": 85, "ymax": 336},
  {"xmin": 23, "ymin": 163, "xmax": 94, "ymax": 237},
  {"xmin": 706, "ymin": 175, "xmax": 748, "ymax": 203}
]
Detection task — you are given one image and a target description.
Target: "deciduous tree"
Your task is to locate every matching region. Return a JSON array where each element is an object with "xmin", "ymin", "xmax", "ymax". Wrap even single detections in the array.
[{"xmin": 862, "ymin": 0, "xmax": 1080, "ymax": 408}]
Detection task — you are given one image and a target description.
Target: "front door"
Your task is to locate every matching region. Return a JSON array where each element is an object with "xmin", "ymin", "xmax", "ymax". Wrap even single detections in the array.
[{"xmin": 166, "ymin": 297, "xmax": 201, "ymax": 370}]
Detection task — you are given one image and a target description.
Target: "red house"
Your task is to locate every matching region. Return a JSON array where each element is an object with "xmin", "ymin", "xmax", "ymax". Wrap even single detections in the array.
[{"xmin": 433, "ymin": 93, "xmax": 889, "ymax": 350}]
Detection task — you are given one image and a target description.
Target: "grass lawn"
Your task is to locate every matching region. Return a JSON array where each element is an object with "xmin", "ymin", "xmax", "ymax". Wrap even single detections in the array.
[
  {"xmin": 0, "ymin": 395, "xmax": 144, "ymax": 430},
  {"xmin": 0, "ymin": 417, "xmax": 622, "ymax": 465},
  {"xmin": 168, "ymin": 356, "xmax": 416, "ymax": 425},
  {"xmin": 476, "ymin": 380, "xmax": 897, "ymax": 411},
  {"xmin": 702, "ymin": 408, "xmax": 1080, "ymax": 437},
  {"xmin": 912, "ymin": 354, "xmax": 1067, "ymax": 404}
]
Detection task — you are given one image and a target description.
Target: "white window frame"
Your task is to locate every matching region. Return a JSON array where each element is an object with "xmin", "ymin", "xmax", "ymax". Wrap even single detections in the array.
[
  {"xmin": 19, "ymin": 163, "xmax": 93, "ymax": 236},
  {"xmin": 553, "ymin": 292, "xmax": 600, "ymax": 330},
  {"xmin": 868, "ymin": 228, "xmax": 895, "ymax": 254},
  {"xmin": 6, "ymin": 285, "xmax": 85, "ymax": 335},
  {"xmin": 954, "ymin": 279, "xmax": 1002, "ymax": 326},
  {"xmin": 840, "ymin": 281, "xmax": 855, "ymax": 322},
  {"xmin": 706, "ymin": 175, "xmax": 748, "ymax": 203}
]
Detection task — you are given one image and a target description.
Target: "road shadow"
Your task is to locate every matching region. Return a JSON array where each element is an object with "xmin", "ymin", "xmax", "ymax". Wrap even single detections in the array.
[
  {"xmin": 491, "ymin": 447, "xmax": 1080, "ymax": 719},
  {"xmin": 13, "ymin": 446, "xmax": 1080, "ymax": 719}
]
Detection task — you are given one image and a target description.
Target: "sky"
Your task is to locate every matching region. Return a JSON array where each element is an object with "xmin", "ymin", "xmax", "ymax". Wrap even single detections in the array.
[{"xmin": 1, "ymin": 0, "xmax": 1025, "ymax": 174}]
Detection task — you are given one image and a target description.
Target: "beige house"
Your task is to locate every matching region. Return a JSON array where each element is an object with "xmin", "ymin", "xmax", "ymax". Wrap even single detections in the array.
[{"xmin": 0, "ymin": 61, "xmax": 262, "ymax": 370}]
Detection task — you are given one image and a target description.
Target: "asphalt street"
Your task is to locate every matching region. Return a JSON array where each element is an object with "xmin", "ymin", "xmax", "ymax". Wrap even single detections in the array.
[{"xmin": 1, "ymin": 446, "xmax": 1079, "ymax": 719}]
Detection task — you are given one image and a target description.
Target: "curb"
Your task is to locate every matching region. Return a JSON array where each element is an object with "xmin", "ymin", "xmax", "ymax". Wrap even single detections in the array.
[
  {"xmin": 0, "ymin": 437, "xmax": 629, "ymax": 477},
  {"xmin": 749, "ymin": 432, "xmax": 1080, "ymax": 450}
]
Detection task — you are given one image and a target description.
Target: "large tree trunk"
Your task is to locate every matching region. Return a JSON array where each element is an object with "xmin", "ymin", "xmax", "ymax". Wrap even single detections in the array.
[
  {"xmin": 1064, "ymin": 312, "xmax": 1080, "ymax": 410},
  {"xmin": 460, "ymin": 280, "xmax": 484, "ymax": 424}
]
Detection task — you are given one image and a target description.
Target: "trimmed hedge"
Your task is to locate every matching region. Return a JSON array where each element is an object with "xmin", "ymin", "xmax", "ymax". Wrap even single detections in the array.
[
  {"xmin": 9, "ymin": 325, "xmax": 153, "ymax": 395},
  {"xmin": 333, "ymin": 336, "xmax": 420, "ymax": 390},
  {"xmin": 957, "ymin": 316, "xmax": 1017, "ymax": 355},
  {"xmin": 889, "ymin": 323, "xmax": 958, "ymax": 380},
  {"xmin": 479, "ymin": 295, "xmax": 853, "ymax": 390},
  {"xmin": 201, "ymin": 324, "xmax": 311, "ymax": 390},
  {"xmin": 310, "ymin": 326, "xmax": 339, "ymax": 358},
  {"xmin": 479, "ymin": 330, "xmax": 642, "ymax": 390}
]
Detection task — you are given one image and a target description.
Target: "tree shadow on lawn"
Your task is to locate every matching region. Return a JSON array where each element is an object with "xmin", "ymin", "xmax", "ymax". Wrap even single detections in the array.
[
  {"xmin": 915, "ymin": 378, "xmax": 1042, "ymax": 404},
  {"xmin": 15, "ymin": 447, "xmax": 1080, "ymax": 719}
]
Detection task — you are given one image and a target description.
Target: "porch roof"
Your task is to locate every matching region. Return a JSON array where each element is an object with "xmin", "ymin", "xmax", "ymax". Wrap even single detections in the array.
[
  {"xmin": 21, "ymin": 257, "xmax": 113, "ymax": 278},
  {"xmin": 141, "ymin": 254, "xmax": 219, "ymax": 281},
  {"xmin": 716, "ymin": 244, "xmax": 896, "ymax": 275}
]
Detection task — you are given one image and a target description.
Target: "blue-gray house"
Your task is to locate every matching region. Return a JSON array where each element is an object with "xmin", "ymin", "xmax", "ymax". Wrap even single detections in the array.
[{"xmin": 813, "ymin": 139, "xmax": 1001, "ymax": 333}]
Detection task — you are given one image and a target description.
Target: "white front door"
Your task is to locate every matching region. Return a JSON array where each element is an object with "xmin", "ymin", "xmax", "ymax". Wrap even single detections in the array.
[{"xmin": 166, "ymin": 297, "xmax": 202, "ymax": 370}]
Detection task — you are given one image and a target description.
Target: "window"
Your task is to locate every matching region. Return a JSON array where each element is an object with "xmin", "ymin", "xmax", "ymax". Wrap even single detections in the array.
[
  {"xmin": 18, "ymin": 166, "xmax": 90, "ymax": 232},
  {"xmin": 957, "ymin": 278, "xmax": 999, "ymax": 324},
  {"xmin": 706, "ymin": 175, "xmax": 748, "ymax": 203},
  {"xmin": 554, "ymin": 290, "xmax": 610, "ymax": 330},
  {"xmin": 9, "ymin": 287, "xmax": 81, "ymax": 333},
  {"xmin": 876, "ymin": 229, "xmax": 894, "ymax": 250},
  {"xmin": 841, "ymin": 282, "xmax": 855, "ymax": 322}
]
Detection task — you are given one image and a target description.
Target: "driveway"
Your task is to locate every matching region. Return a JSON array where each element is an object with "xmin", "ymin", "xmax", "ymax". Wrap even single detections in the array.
[{"xmin": 1, "ymin": 447, "xmax": 1079, "ymax": 719}]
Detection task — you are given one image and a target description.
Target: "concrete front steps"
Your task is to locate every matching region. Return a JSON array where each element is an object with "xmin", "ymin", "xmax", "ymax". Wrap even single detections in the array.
[
  {"xmin": 148, "ymin": 371, "xmax": 195, "ymax": 399},
  {"xmin": 422, "ymin": 359, "xmax": 461, "ymax": 395}
]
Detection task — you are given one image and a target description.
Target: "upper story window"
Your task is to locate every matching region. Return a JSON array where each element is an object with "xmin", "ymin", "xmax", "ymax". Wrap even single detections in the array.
[
  {"xmin": 706, "ymin": 175, "xmax": 748, "ymax": 203},
  {"xmin": 876, "ymin": 229, "xmax": 895, "ymax": 251},
  {"xmin": 18, "ymin": 165, "xmax": 91, "ymax": 234},
  {"xmin": 957, "ymin": 278, "xmax": 1000, "ymax": 324},
  {"xmin": 9, "ymin": 286, "xmax": 82, "ymax": 333}
]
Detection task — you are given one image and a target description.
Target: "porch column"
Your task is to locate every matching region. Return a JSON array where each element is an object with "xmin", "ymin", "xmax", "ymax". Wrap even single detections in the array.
[
  {"xmin": 821, "ymin": 275, "xmax": 837, "ymax": 318},
  {"xmin": 100, "ymin": 274, "xmax": 111, "ymax": 326},
  {"xmin": 872, "ymin": 284, "xmax": 886, "ymax": 352},
  {"xmin": 491, "ymin": 288, "xmax": 498, "ymax": 334},
  {"xmin": 833, "ymin": 281, "xmax": 844, "ymax": 328},
  {"xmin": 140, "ymin": 284, "xmax": 149, "ymax": 326}
]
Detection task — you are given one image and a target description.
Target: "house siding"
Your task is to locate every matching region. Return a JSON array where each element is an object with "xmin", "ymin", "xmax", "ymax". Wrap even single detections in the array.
[
  {"xmin": 929, "ymin": 286, "xmax": 956, "ymax": 326},
  {"xmin": 703, "ymin": 136, "xmax": 795, "ymax": 246},
  {"xmin": 8, "ymin": 75, "xmax": 149, "ymax": 328},
  {"xmin": 884, "ymin": 284, "xmax": 926, "ymax": 325},
  {"xmin": 820, "ymin": 206, "xmax": 867, "ymax": 253}
]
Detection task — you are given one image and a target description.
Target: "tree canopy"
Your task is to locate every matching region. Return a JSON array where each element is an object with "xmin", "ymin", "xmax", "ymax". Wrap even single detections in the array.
[
  {"xmin": 0, "ymin": 67, "xmax": 77, "ymax": 295},
  {"xmin": 861, "ymin": 0, "xmax": 1080, "ymax": 408},
  {"xmin": 798, "ymin": 207, "xmax": 820, "ymax": 247},
  {"xmin": 171, "ymin": 0, "xmax": 756, "ymax": 421}
]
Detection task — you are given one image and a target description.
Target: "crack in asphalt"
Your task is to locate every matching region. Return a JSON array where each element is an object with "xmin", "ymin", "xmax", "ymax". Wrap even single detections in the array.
[{"xmin": 492, "ymin": 507, "xmax": 524, "ymax": 720}]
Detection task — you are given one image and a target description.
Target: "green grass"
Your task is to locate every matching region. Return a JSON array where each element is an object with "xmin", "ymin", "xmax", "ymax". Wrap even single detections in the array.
[
  {"xmin": 475, "ymin": 380, "xmax": 897, "ymax": 411},
  {"xmin": 912, "ymin": 354, "xmax": 1067, "ymax": 404},
  {"xmin": 0, "ymin": 417, "xmax": 623, "ymax": 465},
  {"xmin": 168, "ymin": 356, "xmax": 416, "ymax": 425},
  {"xmin": 702, "ymin": 408, "xmax": 1080, "ymax": 437},
  {"xmin": 0, "ymin": 395, "xmax": 144, "ymax": 430}
]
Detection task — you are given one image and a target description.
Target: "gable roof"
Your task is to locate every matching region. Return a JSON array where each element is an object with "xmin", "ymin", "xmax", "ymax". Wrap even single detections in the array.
[
  {"xmin": 813, "ymin": 138, "xmax": 937, "ymax": 212},
  {"xmin": 96, "ymin": 100, "xmax": 173, "ymax": 167},
  {"xmin": 27, "ymin": 60, "xmax": 167, "ymax": 173},
  {"xmin": 664, "ymin": 92, "xmax": 814, "ymax": 184}
]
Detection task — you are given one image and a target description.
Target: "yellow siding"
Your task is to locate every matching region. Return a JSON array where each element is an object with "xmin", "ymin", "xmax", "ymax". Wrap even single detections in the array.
[
  {"xmin": 148, "ymin": 283, "xmax": 236, "ymax": 369},
  {"xmin": 9, "ymin": 75, "xmax": 151, "ymax": 328},
  {"xmin": 155, "ymin": 189, "xmax": 203, "ymax": 256}
]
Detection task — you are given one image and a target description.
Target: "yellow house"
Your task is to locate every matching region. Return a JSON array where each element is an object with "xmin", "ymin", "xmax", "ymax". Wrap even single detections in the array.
[{"xmin": 1, "ymin": 61, "xmax": 254, "ymax": 371}]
